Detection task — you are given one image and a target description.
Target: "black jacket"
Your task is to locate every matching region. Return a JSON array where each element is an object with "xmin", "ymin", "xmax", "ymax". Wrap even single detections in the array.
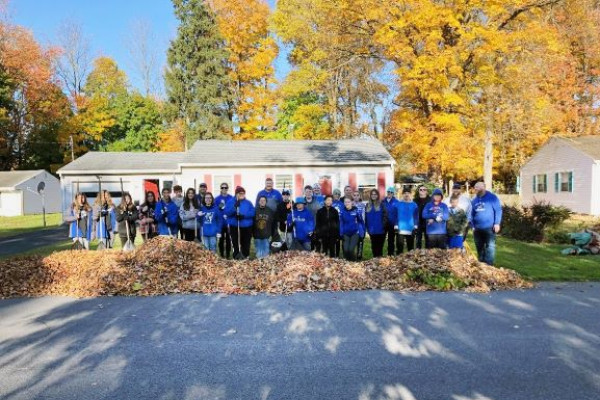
[
  {"xmin": 116, "ymin": 206, "xmax": 139, "ymax": 238},
  {"xmin": 276, "ymin": 200, "xmax": 293, "ymax": 232},
  {"xmin": 414, "ymin": 196, "xmax": 431, "ymax": 228},
  {"xmin": 315, "ymin": 206, "xmax": 340, "ymax": 239}
]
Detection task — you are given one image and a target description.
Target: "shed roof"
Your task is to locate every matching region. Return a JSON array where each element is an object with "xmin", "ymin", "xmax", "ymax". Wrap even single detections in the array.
[{"xmin": 0, "ymin": 170, "xmax": 45, "ymax": 189}]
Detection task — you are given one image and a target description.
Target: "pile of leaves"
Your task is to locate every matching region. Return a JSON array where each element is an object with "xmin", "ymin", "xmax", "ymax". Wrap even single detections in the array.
[{"xmin": 0, "ymin": 237, "xmax": 531, "ymax": 298}]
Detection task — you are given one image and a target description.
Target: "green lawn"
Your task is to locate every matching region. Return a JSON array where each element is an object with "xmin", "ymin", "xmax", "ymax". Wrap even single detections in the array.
[
  {"xmin": 0, "ymin": 213, "xmax": 63, "ymax": 238},
  {"xmin": 2, "ymin": 228, "xmax": 599, "ymax": 281}
]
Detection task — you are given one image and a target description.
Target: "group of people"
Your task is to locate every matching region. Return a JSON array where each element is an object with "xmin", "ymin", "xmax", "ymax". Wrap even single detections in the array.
[{"xmin": 66, "ymin": 178, "xmax": 502, "ymax": 265}]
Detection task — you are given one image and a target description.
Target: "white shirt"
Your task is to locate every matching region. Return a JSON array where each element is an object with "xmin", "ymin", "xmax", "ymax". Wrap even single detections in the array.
[{"xmin": 444, "ymin": 193, "xmax": 472, "ymax": 216}]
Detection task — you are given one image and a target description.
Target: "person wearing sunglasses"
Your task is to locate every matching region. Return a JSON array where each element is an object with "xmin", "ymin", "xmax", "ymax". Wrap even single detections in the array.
[
  {"xmin": 414, "ymin": 185, "xmax": 431, "ymax": 249},
  {"xmin": 382, "ymin": 186, "xmax": 400, "ymax": 256},
  {"xmin": 215, "ymin": 183, "xmax": 233, "ymax": 258}
]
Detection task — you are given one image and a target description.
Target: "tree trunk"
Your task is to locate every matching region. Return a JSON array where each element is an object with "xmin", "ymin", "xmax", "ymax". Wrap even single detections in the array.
[{"xmin": 483, "ymin": 110, "xmax": 494, "ymax": 189}]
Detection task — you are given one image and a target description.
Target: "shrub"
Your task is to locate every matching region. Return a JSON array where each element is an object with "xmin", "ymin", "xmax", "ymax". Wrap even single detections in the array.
[{"xmin": 501, "ymin": 201, "xmax": 572, "ymax": 243}]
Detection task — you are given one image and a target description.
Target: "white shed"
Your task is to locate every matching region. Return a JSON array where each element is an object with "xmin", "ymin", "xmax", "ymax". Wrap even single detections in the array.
[
  {"xmin": 56, "ymin": 138, "xmax": 396, "ymax": 213},
  {"xmin": 0, "ymin": 170, "xmax": 62, "ymax": 217},
  {"xmin": 519, "ymin": 136, "xmax": 600, "ymax": 215}
]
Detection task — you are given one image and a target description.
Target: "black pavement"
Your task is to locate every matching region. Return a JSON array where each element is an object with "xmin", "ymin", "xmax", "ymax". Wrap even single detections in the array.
[
  {"xmin": 1, "ymin": 283, "xmax": 599, "ymax": 400},
  {"xmin": 0, "ymin": 226, "xmax": 68, "ymax": 257}
]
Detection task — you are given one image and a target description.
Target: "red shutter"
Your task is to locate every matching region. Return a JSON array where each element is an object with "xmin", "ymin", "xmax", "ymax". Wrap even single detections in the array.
[
  {"xmin": 377, "ymin": 172, "xmax": 386, "ymax": 198},
  {"xmin": 348, "ymin": 173, "xmax": 357, "ymax": 191},
  {"xmin": 234, "ymin": 174, "xmax": 242, "ymax": 190},
  {"xmin": 204, "ymin": 174, "xmax": 212, "ymax": 193},
  {"xmin": 294, "ymin": 174, "xmax": 304, "ymax": 198}
]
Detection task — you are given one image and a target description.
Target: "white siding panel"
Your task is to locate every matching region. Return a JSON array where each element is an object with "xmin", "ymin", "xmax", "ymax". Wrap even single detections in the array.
[
  {"xmin": 0, "ymin": 191, "xmax": 23, "ymax": 216},
  {"xmin": 521, "ymin": 139, "xmax": 594, "ymax": 214},
  {"xmin": 591, "ymin": 162, "xmax": 600, "ymax": 216}
]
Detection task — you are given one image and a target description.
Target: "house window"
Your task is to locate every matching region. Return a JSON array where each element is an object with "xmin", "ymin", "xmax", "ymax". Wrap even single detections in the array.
[
  {"xmin": 357, "ymin": 173, "xmax": 377, "ymax": 200},
  {"xmin": 274, "ymin": 174, "xmax": 293, "ymax": 192},
  {"xmin": 533, "ymin": 174, "xmax": 547, "ymax": 193},
  {"xmin": 555, "ymin": 172, "xmax": 573, "ymax": 193},
  {"xmin": 213, "ymin": 175, "xmax": 233, "ymax": 193}
]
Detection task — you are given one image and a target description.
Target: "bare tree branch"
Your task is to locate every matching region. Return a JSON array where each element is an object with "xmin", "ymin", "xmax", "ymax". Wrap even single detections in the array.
[{"xmin": 55, "ymin": 20, "xmax": 91, "ymax": 101}]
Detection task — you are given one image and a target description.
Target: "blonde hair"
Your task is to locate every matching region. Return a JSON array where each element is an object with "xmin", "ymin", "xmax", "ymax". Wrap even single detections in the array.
[
  {"xmin": 94, "ymin": 190, "xmax": 115, "ymax": 207},
  {"xmin": 71, "ymin": 193, "xmax": 92, "ymax": 212}
]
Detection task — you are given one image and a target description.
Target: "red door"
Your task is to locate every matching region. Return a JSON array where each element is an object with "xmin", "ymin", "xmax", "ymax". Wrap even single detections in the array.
[
  {"xmin": 319, "ymin": 176, "xmax": 332, "ymax": 196},
  {"xmin": 144, "ymin": 179, "xmax": 159, "ymax": 200}
]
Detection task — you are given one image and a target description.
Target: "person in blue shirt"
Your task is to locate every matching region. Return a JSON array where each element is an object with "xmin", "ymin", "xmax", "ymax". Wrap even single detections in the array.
[
  {"xmin": 312, "ymin": 182, "xmax": 325, "ymax": 207},
  {"xmin": 395, "ymin": 187, "xmax": 419, "ymax": 253},
  {"xmin": 215, "ymin": 182, "xmax": 233, "ymax": 258},
  {"xmin": 94, "ymin": 190, "xmax": 117, "ymax": 248},
  {"xmin": 340, "ymin": 197, "xmax": 366, "ymax": 261},
  {"xmin": 422, "ymin": 188, "xmax": 449, "ymax": 249},
  {"xmin": 66, "ymin": 192, "xmax": 94, "ymax": 250},
  {"xmin": 224, "ymin": 186, "xmax": 255, "ymax": 259},
  {"xmin": 365, "ymin": 189, "xmax": 388, "ymax": 258},
  {"xmin": 331, "ymin": 188, "xmax": 344, "ymax": 258},
  {"xmin": 352, "ymin": 190, "xmax": 366, "ymax": 259},
  {"xmin": 470, "ymin": 182, "xmax": 503, "ymax": 265},
  {"xmin": 198, "ymin": 192, "xmax": 223, "ymax": 253},
  {"xmin": 383, "ymin": 186, "xmax": 400, "ymax": 256},
  {"xmin": 256, "ymin": 178, "xmax": 283, "ymax": 212},
  {"xmin": 155, "ymin": 187, "xmax": 179, "ymax": 237},
  {"xmin": 287, "ymin": 197, "xmax": 315, "ymax": 251}
]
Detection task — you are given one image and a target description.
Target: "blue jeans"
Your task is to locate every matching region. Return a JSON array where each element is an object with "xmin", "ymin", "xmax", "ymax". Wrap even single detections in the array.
[
  {"xmin": 473, "ymin": 228, "xmax": 496, "ymax": 265},
  {"xmin": 255, "ymin": 238, "xmax": 270, "ymax": 259},
  {"xmin": 203, "ymin": 236, "xmax": 217, "ymax": 253}
]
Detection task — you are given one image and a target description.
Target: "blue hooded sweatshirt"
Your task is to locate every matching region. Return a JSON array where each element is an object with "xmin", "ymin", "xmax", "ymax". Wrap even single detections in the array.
[
  {"xmin": 382, "ymin": 196, "xmax": 399, "ymax": 228},
  {"xmin": 470, "ymin": 191, "xmax": 502, "ymax": 230},
  {"xmin": 395, "ymin": 201, "xmax": 419, "ymax": 234},
  {"xmin": 287, "ymin": 207, "xmax": 315, "ymax": 243},
  {"xmin": 332, "ymin": 199, "xmax": 344, "ymax": 214},
  {"xmin": 224, "ymin": 198, "xmax": 255, "ymax": 228},
  {"xmin": 365, "ymin": 203, "xmax": 386, "ymax": 235},
  {"xmin": 198, "ymin": 203, "xmax": 223, "ymax": 237},
  {"xmin": 340, "ymin": 206, "xmax": 366, "ymax": 238},
  {"xmin": 215, "ymin": 194, "xmax": 233, "ymax": 212},
  {"xmin": 155, "ymin": 200, "xmax": 179, "ymax": 236},
  {"xmin": 68, "ymin": 207, "xmax": 94, "ymax": 240},
  {"xmin": 256, "ymin": 188, "xmax": 283, "ymax": 211},
  {"xmin": 422, "ymin": 191, "xmax": 450, "ymax": 235}
]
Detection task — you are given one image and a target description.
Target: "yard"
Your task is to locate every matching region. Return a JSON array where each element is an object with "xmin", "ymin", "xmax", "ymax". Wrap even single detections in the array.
[{"xmin": 0, "ymin": 213, "xmax": 63, "ymax": 238}]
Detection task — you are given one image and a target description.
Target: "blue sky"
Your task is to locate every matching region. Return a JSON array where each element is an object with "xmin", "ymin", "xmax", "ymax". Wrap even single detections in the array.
[{"xmin": 10, "ymin": 0, "xmax": 291, "ymax": 95}]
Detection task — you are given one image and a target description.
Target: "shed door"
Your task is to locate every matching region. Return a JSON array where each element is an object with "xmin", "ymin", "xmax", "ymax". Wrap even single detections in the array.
[{"xmin": 144, "ymin": 179, "xmax": 159, "ymax": 200}]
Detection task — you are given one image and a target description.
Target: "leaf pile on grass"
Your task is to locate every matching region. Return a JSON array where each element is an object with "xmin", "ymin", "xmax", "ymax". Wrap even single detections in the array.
[{"xmin": 0, "ymin": 237, "xmax": 531, "ymax": 298}]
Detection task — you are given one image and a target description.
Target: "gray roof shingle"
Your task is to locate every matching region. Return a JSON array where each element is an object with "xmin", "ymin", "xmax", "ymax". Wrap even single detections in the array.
[
  {"xmin": 560, "ymin": 136, "xmax": 600, "ymax": 161},
  {"xmin": 57, "ymin": 139, "xmax": 394, "ymax": 173},
  {"xmin": 0, "ymin": 170, "xmax": 45, "ymax": 189}
]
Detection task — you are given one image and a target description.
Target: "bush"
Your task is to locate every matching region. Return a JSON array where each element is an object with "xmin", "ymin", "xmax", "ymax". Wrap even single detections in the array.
[{"xmin": 501, "ymin": 201, "xmax": 572, "ymax": 243}]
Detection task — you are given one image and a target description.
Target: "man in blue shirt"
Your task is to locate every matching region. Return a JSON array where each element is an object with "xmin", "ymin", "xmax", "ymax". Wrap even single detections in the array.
[
  {"xmin": 256, "ymin": 178, "xmax": 283, "ymax": 212},
  {"xmin": 470, "ymin": 182, "xmax": 503, "ymax": 265}
]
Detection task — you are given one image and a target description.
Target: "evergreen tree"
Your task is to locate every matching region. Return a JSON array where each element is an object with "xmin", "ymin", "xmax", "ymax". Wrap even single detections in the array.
[{"xmin": 165, "ymin": 0, "xmax": 232, "ymax": 146}]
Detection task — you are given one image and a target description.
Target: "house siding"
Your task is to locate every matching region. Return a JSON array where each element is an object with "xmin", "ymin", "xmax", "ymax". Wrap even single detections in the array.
[
  {"xmin": 521, "ymin": 138, "xmax": 595, "ymax": 215},
  {"xmin": 59, "ymin": 164, "xmax": 394, "ymax": 215}
]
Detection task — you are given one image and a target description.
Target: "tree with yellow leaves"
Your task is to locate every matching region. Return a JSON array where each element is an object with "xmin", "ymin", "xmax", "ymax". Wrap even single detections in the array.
[{"xmin": 208, "ymin": 0, "xmax": 278, "ymax": 138}]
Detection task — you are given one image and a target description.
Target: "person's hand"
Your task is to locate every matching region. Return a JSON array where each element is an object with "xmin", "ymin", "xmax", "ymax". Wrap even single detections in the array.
[
  {"xmin": 493, "ymin": 224, "xmax": 500, "ymax": 234},
  {"xmin": 308, "ymin": 231, "xmax": 313, "ymax": 238},
  {"xmin": 414, "ymin": 225, "xmax": 418, "ymax": 230},
  {"xmin": 100, "ymin": 209, "xmax": 109, "ymax": 217},
  {"xmin": 435, "ymin": 215, "xmax": 442, "ymax": 223},
  {"xmin": 427, "ymin": 219, "xmax": 434, "ymax": 225},
  {"xmin": 197, "ymin": 211, "xmax": 205, "ymax": 217},
  {"xmin": 394, "ymin": 225, "xmax": 399, "ymax": 232},
  {"xmin": 161, "ymin": 208, "xmax": 167, "ymax": 215},
  {"xmin": 216, "ymin": 234, "xmax": 222, "ymax": 239},
  {"xmin": 142, "ymin": 206, "xmax": 148, "ymax": 212}
]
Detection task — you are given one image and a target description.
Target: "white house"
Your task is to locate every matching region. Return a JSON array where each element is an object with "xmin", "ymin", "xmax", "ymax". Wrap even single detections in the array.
[
  {"xmin": 0, "ymin": 170, "xmax": 62, "ymax": 217},
  {"xmin": 56, "ymin": 138, "xmax": 396, "ymax": 214},
  {"xmin": 520, "ymin": 136, "xmax": 600, "ymax": 215}
]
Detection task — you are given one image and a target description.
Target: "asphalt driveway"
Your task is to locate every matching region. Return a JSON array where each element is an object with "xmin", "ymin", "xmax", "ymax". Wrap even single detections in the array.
[{"xmin": 1, "ymin": 283, "xmax": 599, "ymax": 400}]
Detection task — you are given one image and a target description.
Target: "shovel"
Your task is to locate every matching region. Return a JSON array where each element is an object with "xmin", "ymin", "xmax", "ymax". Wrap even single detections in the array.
[
  {"xmin": 234, "ymin": 206, "xmax": 244, "ymax": 260},
  {"xmin": 71, "ymin": 211, "xmax": 84, "ymax": 251},
  {"xmin": 120, "ymin": 178, "xmax": 135, "ymax": 252}
]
